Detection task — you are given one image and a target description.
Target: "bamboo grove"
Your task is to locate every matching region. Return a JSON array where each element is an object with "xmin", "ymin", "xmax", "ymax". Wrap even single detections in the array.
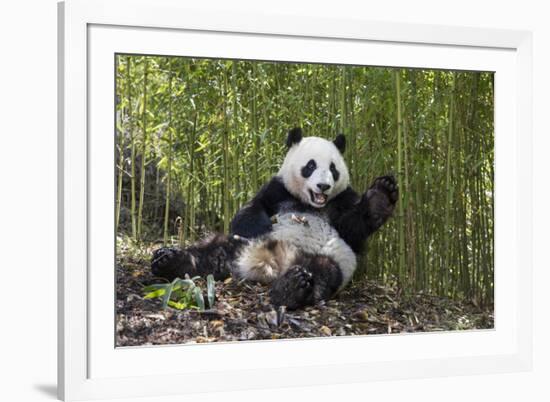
[{"xmin": 115, "ymin": 55, "xmax": 494, "ymax": 306}]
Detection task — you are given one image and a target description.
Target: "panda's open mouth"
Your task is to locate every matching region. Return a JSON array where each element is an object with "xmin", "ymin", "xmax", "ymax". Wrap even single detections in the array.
[{"xmin": 309, "ymin": 190, "xmax": 328, "ymax": 206}]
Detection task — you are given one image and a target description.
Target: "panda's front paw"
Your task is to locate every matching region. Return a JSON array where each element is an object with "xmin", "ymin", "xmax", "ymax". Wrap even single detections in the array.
[
  {"xmin": 360, "ymin": 175, "xmax": 399, "ymax": 230},
  {"xmin": 151, "ymin": 247, "xmax": 190, "ymax": 281},
  {"xmin": 370, "ymin": 175, "xmax": 399, "ymax": 204},
  {"xmin": 269, "ymin": 266, "xmax": 314, "ymax": 310}
]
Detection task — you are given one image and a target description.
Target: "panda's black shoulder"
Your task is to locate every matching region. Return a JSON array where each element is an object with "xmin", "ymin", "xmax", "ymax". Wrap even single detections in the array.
[{"xmin": 256, "ymin": 176, "xmax": 298, "ymax": 215}]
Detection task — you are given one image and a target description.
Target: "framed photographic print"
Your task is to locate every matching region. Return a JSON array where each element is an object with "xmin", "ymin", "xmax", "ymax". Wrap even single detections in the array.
[{"xmin": 58, "ymin": 0, "xmax": 533, "ymax": 400}]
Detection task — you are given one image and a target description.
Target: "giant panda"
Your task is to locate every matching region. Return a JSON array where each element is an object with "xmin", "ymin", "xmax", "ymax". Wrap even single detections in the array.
[{"xmin": 151, "ymin": 127, "xmax": 398, "ymax": 309}]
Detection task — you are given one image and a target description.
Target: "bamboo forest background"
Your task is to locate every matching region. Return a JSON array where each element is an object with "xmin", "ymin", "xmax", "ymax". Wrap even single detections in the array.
[{"xmin": 115, "ymin": 55, "xmax": 494, "ymax": 306}]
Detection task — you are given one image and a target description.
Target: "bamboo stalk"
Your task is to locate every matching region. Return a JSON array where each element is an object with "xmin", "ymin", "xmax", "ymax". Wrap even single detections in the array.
[
  {"xmin": 222, "ymin": 65, "xmax": 231, "ymax": 234},
  {"xmin": 129, "ymin": 58, "xmax": 137, "ymax": 240},
  {"xmin": 310, "ymin": 66, "xmax": 316, "ymax": 135},
  {"xmin": 347, "ymin": 69, "xmax": 358, "ymax": 186},
  {"xmin": 188, "ymin": 111, "xmax": 197, "ymax": 241},
  {"xmin": 163, "ymin": 59, "xmax": 173, "ymax": 244},
  {"xmin": 395, "ymin": 70, "xmax": 406, "ymax": 286},
  {"xmin": 443, "ymin": 74, "xmax": 455, "ymax": 295},
  {"xmin": 340, "ymin": 66, "xmax": 346, "ymax": 135},
  {"xmin": 115, "ymin": 56, "xmax": 126, "ymax": 234},
  {"xmin": 137, "ymin": 57, "xmax": 148, "ymax": 241},
  {"xmin": 231, "ymin": 61, "xmax": 240, "ymax": 212},
  {"xmin": 251, "ymin": 63, "xmax": 260, "ymax": 191},
  {"xmin": 402, "ymin": 73, "xmax": 414, "ymax": 291},
  {"xmin": 259, "ymin": 65, "xmax": 271, "ymax": 177}
]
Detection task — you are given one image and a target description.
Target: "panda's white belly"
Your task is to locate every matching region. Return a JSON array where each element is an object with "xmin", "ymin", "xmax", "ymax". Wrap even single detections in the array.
[
  {"xmin": 235, "ymin": 211, "xmax": 356, "ymax": 288},
  {"xmin": 271, "ymin": 212, "xmax": 356, "ymax": 285}
]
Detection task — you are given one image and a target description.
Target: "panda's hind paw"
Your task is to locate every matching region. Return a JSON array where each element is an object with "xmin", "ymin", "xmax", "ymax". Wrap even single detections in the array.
[
  {"xmin": 151, "ymin": 247, "xmax": 190, "ymax": 281},
  {"xmin": 269, "ymin": 266, "xmax": 314, "ymax": 310}
]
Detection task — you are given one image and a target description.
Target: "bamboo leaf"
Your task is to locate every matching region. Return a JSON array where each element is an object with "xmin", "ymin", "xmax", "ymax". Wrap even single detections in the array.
[
  {"xmin": 161, "ymin": 278, "xmax": 178, "ymax": 309},
  {"xmin": 143, "ymin": 283, "xmax": 170, "ymax": 293},
  {"xmin": 143, "ymin": 288, "xmax": 166, "ymax": 299},
  {"xmin": 207, "ymin": 274, "xmax": 216, "ymax": 308},
  {"xmin": 167, "ymin": 300, "xmax": 187, "ymax": 310},
  {"xmin": 194, "ymin": 287, "xmax": 205, "ymax": 311}
]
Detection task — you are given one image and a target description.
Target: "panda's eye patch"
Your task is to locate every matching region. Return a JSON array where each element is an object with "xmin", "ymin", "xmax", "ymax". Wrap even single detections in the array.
[
  {"xmin": 301, "ymin": 159, "xmax": 317, "ymax": 178},
  {"xmin": 330, "ymin": 162, "xmax": 340, "ymax": 181}
]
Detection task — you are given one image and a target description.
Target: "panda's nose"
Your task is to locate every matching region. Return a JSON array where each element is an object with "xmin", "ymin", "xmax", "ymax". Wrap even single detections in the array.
[{"xmin": 317, "ymin": 183, "xmax": 331, "ymax": 192}]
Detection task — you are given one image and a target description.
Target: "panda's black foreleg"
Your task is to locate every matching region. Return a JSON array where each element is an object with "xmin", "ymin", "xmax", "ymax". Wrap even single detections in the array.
[
  {"xmin": 151, "ymin": 234, "xmax": 245, "ymax": 281},
  {"xmin": 269, "ymin": 254, "xmax": 343, "ymax": 310},
  {"xmin": 329, "ymin": 175, "xmax": 398, "ymax": 253}
]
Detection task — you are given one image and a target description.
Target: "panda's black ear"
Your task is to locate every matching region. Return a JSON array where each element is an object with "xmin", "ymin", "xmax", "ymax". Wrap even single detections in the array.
[
  {"xmin": 286, "ymin": 127, "xmax": 303, "ymax": 148},
  {"xmin": 333, "ymin": 134, "xmax": 346, "ymax": 153}
]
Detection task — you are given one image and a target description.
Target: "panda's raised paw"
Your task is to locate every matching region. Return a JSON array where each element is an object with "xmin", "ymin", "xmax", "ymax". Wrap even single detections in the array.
[
  {"xmin": 370, "ymin": 175, "xmax": 399, "ymax": 204},
  {"xmin": 269, "ymin": 266, "xmax": 314, "ymax": 310}
]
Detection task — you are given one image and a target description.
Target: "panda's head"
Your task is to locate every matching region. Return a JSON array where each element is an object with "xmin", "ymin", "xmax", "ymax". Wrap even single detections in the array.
[{"xmin": 278, "ymin": 127, "xmax": 350, "ymax": 208}]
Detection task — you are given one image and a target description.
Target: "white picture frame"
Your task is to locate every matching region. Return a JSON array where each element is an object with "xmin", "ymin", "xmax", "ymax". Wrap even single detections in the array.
[{"xmin": 58, "ymin": 0, "xmax": 533, "ymax": 400}]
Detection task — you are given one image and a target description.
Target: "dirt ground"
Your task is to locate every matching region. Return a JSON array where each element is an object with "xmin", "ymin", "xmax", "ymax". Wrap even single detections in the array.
[{"xmin": 116, "ymin": 243, "xmax": 494, "ymax": 346}]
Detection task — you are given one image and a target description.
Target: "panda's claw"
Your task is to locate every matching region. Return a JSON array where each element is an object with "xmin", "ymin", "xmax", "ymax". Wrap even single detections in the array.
[{"xmin": 295, "ymin": 267, "xmax": 314, "ymax": 289}]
